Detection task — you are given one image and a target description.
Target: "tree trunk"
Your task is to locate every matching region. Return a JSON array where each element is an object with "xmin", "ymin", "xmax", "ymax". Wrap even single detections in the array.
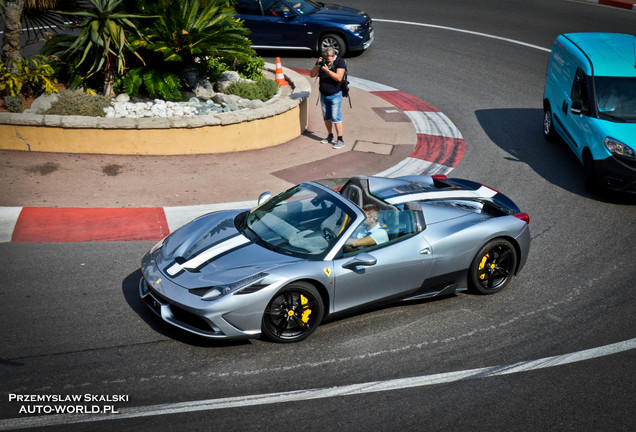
[
  {"xmin": 102, "ymin": 54, "xmax": 115, "ymax": 98},
  {"xmin": 2, "ymin": 0, "xmax": 26, "ymax": 74}
]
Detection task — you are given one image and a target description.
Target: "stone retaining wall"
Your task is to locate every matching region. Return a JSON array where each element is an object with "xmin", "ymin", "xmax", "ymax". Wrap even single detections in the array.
[{"xmin": 0, "ymin": 64, "xmax": 310, "ymax": 155}]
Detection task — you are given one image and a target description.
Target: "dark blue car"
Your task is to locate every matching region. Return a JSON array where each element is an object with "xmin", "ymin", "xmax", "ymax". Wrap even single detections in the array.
[{"xmin": 235, "ymin": 0, "xmax": 374, "ymax": 56}]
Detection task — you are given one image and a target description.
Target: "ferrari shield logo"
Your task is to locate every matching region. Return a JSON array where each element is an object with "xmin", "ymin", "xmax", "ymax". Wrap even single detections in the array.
[{"xmin": 323, "ymin": 267, "xmax": 331, "ymax": 277}]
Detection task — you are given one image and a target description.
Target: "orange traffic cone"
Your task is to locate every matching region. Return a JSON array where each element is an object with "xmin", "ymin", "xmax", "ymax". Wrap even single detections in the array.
[{"xmin": 274, "ymin": 57, "xmax": 289, "ymax": 86}]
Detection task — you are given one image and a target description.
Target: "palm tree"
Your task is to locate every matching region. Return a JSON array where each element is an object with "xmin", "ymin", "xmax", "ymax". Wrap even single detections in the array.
[
  {"xmin": 133, "ymin": 0, "xmax": 254, "ymax": 87},
  {"xmin": 1, "ymin": 0, "xmax": 63, "ymax": 72},
  {"xmin": 46, "ymin": 0, "xmax": 150, "ymax": 96}
]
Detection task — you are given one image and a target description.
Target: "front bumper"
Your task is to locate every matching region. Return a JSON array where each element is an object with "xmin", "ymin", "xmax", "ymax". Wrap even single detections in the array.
[
  {"xmin": 592, "ymin": 155, "xmax": 636, "ymax": 194},
  {"xmin": 138, "ymin": 252, "xmax": 278, "ymax": 340},
  {"xmin": 348, "ymin": 29, "xmax": 374, "ymax": 52}
]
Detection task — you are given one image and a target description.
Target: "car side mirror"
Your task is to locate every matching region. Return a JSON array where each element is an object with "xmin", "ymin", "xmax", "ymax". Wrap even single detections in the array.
[
  {"xmin": 281, "ymin": 10, "xmax": 295, "ymax": 19},
  {"xmin": 258, "ymin": 192, "xmax": 271, "ymax": 205},
  {"xmin": 570, "ymin": 99, "xmax": 586, "ymax": 115},
  {"xmin": 342, "ymin": 253, "xmax": 377, "ymax": 270}
]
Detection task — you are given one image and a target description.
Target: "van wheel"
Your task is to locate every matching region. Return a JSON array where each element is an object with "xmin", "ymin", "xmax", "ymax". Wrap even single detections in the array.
[{"xmin": 543, "ymin": 107, "xmax": 557, "ymax": 142}]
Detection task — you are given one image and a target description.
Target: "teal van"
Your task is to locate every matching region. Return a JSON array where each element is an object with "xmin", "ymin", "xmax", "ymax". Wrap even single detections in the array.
[{"xmin": 543, "ymin": 33, "xmax": 636, "ymax": 194}]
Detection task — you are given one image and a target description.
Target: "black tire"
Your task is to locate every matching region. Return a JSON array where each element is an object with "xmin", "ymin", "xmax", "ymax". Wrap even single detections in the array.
[
  {"xmin": 543, "ymin": 106, "xmax": 558, "ymax": 142},
  {"xmin": 261, "ymin": 282, "xmax": 324, "ymax": 343},
  {"xmin": 320, "ymin": 33, "xmax": 346, "ymax": 57},
  {"xmin": 584, "ymin": 152, "xmax": 599, "ymax": 195},
  {"xmin": 469, "ymin": 239, "xmax": 517, "ymax": 295}
]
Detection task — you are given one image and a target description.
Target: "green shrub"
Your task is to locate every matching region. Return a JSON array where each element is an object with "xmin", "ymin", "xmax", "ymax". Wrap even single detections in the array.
[
  {"xmin": 204, "ymin": 54, "xmax": 264, "ymax": 83},
  {"xmin": 204, "ymin": 57, "xmax": 231, "ymax": 84},
  {"xmin": 0, "ymin": 55, "xmax": 58, "ymax": 98},
  {"xmin": 3, "ymin": 94, "xmax": 24, "ymax": 113},
  {"xmin": 226, "ymin": 77, "xmax": 278, "ymax": 102},
  {"xmin": 46, "ymin": 89, "xmax": 110, "ymax": 116},
  {"xmin": 233, "ymin": 55, "xmax": 265, "ymax": 80},
  {"xmin": 123, "ymin": 67, "xmax": 184, "ymax": 101}
]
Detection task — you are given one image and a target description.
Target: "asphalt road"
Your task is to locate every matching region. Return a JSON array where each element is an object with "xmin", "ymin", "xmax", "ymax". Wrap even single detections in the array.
[{"xmin": 1, "ymin": 1, "xmax": 635, "ymax": 431}]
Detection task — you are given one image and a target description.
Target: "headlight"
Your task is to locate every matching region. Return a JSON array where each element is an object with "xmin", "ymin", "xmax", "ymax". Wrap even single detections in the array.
[
  {"xmin": 604, "ymin": 137, "xmax": 636, "ymax": 161},
  {"xmin": 201, "ymin": 273, "xmax": 268, "ymax": 301},
  {"xmin": 344, "ymin": 24, "xmax": 363, "ymax": 33}
]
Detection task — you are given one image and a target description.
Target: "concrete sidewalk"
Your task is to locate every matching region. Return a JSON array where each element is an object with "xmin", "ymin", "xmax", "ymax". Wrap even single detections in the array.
[{"xmin": 0, "ymin": 71, "xmax": 466, "ymax": 242}]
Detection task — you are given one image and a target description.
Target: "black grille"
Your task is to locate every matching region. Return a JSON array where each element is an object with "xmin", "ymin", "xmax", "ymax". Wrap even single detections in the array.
[
  {"xmin": 169, "ymin": 305, "xmax": 213, "ymax": 333},
  {"xmin": 144, "ymin": 283, "xmax": 218, "ymax": 335}
]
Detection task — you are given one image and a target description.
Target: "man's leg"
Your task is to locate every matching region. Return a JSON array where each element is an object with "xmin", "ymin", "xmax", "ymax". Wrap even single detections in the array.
[
  {"xmin": 324, "ymin": 120, "xmax": 333, "ymax": 135},
  {"xmin": 334, "ymin": 121, "xmax": 343, "ymax": 137}
]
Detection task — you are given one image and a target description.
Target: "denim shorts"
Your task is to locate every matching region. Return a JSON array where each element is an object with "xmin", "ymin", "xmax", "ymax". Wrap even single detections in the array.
[{"xmin": 320, "ymin": 91, "xmax": 343, "ymax": 123}]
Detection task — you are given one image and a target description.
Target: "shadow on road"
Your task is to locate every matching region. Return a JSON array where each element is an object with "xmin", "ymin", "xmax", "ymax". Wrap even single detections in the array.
[
  {"xmin": 475, "ymin": 108, "xmax": 587, "ymax": 195},
  {"xmin": 476, "ymin": 108, "xmax": 635, "ymax": 205}
]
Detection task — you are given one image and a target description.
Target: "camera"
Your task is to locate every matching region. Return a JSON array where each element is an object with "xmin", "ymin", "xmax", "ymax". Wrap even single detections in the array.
[{"xmin": 318, "ymin": 59, "xmax": 326, "ymax": 67}]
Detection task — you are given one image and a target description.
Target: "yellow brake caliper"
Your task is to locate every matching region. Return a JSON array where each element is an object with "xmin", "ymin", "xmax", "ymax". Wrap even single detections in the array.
[
  {"xmin": 300, "ymin": 294, "xmax": 312, "ymax": 324},
  {"xmin": 478, "ymin": 253, "xmax": 490, "ymax": 280}
]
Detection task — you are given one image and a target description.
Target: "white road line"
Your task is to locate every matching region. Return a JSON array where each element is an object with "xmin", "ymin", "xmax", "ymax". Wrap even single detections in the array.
[
  {"xmin": 374, "ymin": 19, "xmax": 552, "ymax": 53},
  {"xmin": 0, "ymin": 207, "xmax": 21, "ymax": 243},
  {"xmin": 2, "ymin": 338, "xmax": 634, "ymax": 430}
]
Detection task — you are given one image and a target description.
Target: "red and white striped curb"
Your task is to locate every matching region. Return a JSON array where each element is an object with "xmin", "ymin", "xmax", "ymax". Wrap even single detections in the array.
[
  {"xmin": 582, "ymin": 0, "xmax": 636, "ymax": 10},
  {"xmin": 0, "ymin": 74, "xmax": 465, "ymax": 243},
  {"xmin": 350, "ymin": 76, "xmax": 465, "ymax": 177}
]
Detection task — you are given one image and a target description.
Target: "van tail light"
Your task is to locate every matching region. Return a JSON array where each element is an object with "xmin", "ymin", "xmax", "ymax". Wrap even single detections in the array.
[{"xmin": 514, "ymin": 213, "xmax": 530, "ymax": 224}]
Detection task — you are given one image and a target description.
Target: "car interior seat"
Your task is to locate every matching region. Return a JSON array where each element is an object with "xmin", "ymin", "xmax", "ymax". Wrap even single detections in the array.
[
  {"xmin": 341, "ymin": 176, "xmax": 400, "ymax": 238},
  {"xmin": 404, "ymin": 201, "xmax": 426, "ymax": 233}
]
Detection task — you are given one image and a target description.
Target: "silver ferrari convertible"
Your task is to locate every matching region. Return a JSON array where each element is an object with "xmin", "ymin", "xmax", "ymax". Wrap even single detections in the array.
[{"xmin": 139, "ymin": 175, "xmax": 530, "ymax": 343}]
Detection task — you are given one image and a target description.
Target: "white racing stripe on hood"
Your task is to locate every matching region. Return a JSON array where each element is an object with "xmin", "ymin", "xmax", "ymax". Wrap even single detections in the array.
[
  {"xmin": 167, "ymin": 235, "xmax": 251, "ymax": 276},
  {"xmin": 386, "ymin": 186, "xmax": 497, "ymax": 205}
]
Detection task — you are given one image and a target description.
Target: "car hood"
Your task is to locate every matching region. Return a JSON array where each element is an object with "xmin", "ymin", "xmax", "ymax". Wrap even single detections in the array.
[
  {"xmin": 158, "ymin": 211, "xmax": 301, "ymax": 289},
  {"xmin": 596, "ymin": 120, "xmax": 636, "ymax": 145},
  {"xmin": 312, "ymin": 3, "xmax": 369, "ymax": 23}
]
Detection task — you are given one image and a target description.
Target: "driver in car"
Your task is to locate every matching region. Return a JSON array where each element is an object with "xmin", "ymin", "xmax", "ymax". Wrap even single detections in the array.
[{"xmin": 345, "ymin": 204, "xmax": 389, "ymax": 248}]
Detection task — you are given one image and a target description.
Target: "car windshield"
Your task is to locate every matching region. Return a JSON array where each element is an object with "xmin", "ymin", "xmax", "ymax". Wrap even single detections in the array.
[
  {"xmin": 245, "ymin": 183, "xmax": 355, "ymax": 258},
  {"xmin": 595, "ymin": 76, "xmax": 636, "ymax": 122},
  {"xmin": 287, "ymin": 0, "xmax": 322, "ymax": 15}
]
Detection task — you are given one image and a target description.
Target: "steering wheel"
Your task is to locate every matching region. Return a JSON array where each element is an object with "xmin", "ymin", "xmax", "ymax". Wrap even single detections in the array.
[{"xmin": 322, "ymin": 227, "xmax": 336, "ymax": 242}]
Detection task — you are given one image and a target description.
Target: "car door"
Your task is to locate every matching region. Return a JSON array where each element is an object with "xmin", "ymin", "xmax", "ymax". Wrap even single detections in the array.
[
  {"xmin": 235, "ymin": 0, "xmax": 272, "ymax": 46},
  {"xmin": 331, "ymin": 233, "xmax": 434, "ymax": 314},
  {"xmin": 237, "ymin": 0, "xmax": 308, "ymax": 48},
  {"xmin": 561, "ymin": 67, "xmax": 593, "ymax": 157}
]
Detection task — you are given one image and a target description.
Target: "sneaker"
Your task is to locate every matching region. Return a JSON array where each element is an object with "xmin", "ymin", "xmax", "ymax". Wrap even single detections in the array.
[
  {"xmin": 321, "ymin": 134, "xmax": 334, "ymax": 144},
  {"xmin": 332, "ymin": 139, "xmax": 345, "ymax": 149}
]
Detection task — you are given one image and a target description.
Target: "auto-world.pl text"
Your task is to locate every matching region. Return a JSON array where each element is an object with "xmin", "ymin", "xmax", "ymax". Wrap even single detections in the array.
[{"xmin": 9, "ymin": 394, "xmax": 128, "ymax": 414}]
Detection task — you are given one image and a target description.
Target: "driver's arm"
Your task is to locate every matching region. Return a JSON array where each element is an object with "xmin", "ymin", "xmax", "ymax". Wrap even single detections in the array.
[{"xmin": 346, "ymin": 236, "xmax": 376, "ymax": 248}]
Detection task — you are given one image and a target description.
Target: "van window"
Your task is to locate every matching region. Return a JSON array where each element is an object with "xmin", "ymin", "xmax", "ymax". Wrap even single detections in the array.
[
  {"xmin": 595, "ymin": 76, "xmax": 636, "ymax": 122},
  {"xmin": 570, "ymin": 68, "xmax": 591, "ymax": 114}
]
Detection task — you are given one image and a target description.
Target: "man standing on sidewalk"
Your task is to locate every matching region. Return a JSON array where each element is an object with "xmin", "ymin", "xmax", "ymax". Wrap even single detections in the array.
[{"xmin": 310, "ymin": 47, "xmax": 347, "ymax": 149}]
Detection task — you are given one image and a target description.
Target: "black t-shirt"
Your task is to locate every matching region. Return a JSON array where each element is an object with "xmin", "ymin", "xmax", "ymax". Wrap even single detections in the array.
[{"xmin": 318, "ymin": 56, "xmax": 346, "ymax": 96}]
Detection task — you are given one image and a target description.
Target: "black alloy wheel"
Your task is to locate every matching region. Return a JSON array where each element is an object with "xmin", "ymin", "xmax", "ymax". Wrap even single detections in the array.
[
  {"xmin": 469, "ymin": 239, "xmax": 518, "ymax": 294},
  {"xmin": 262, "ymin": 282, "xmax": 324, "ymax": 343}
]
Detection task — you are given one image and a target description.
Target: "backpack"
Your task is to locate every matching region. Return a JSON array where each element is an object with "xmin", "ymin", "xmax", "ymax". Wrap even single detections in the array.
[
  {"xmin": 341, "ymin": 70, "xmax": 350, "ymax": 98},
  {"xmin": 341, "ymin": 64, "xmax": 352, "ymax": 107}
]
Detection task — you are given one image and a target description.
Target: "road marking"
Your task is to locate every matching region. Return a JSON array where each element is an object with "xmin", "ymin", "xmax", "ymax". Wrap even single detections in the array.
[
  {"xmin": 2, "ymin": 338, "xmax": 634, "ymax": 430},
  {"xmin": 374, "ymin": 19, "xmax": 552, "ymax": 53}
]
